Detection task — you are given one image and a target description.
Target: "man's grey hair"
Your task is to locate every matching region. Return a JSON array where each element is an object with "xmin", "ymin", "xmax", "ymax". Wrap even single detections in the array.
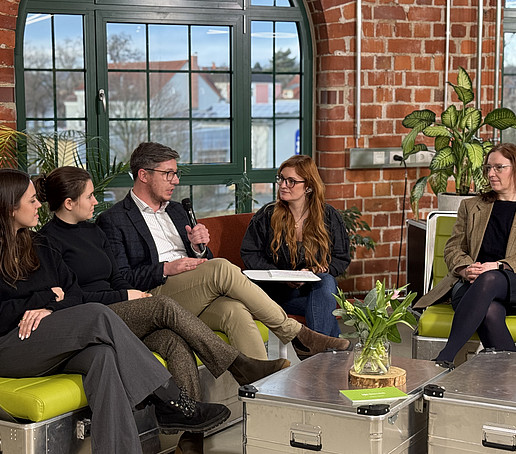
[{"xmin": 130, "ymin": 142, "xmax": 181, "ymax": 180}]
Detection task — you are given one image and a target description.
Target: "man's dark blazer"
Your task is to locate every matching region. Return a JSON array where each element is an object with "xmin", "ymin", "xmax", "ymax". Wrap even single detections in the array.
[{"xmin": 96, "ymin": 192, "xmax": 213, "ymax": 291}]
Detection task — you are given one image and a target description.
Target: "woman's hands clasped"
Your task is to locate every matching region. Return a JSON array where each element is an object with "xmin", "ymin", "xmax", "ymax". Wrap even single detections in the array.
[{"xmin": 461, "ymin": 262, "xmax": 501, "ymax": 283}]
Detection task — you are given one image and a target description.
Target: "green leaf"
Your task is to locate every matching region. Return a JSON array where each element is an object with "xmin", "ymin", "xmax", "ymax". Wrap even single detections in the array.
[
  {"xmin": 484, "ymin": 108, "xmax": 516, "ymax": 130},
  {"xmin": 457, "ymin": 66, "xmax": 473, "ymax": 91},
  {"xmin": 402, "ymin": 109, "xmax": 435, "ymax": 129},
  {"xmin": 464, "ymin": 142, "xmax": 485, "ymax": 169},
  {"xmin": 430, "ymin": 146, "xmax": 453, "ymax": 170},
  {"xmin": 434, "ymin": 135, "xmax": 450, "ymax": 152},
  {"xmin": 428, "ymin": 170, "xmax": 450, "ymax": 195},
  {"xmin": 410, "ymin": 176, "xmax": 428, "ymax": 217},
  {"xmin": 451, "ymin": 84, "xmax": 474, "ymax": 105},
  {"xmin": 423, "ymin": 125, "xmax": 451, "ymax": 138},
  {"xmin": 441, "ymin": 105, "xmax": 458, "ymax": 129},
  {"xmin": 463, "ymin": 108, "xmax": 482, "ymax": 131}
]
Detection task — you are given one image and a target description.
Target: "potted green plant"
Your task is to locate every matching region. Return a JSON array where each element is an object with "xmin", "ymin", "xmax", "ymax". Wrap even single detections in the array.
[
  {"xmin": 0, "ymin": 126, "xmax": 130, "ymax": 227},
  {"xmin": 333, "ymin": 281, "xmax": 417, "ymax": 374},
  {"xmin": 401, "ymin": 67, "xmax": 516, "ymax": 218}
]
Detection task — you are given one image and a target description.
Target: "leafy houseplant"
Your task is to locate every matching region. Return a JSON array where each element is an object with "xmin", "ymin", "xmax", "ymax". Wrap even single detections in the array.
[
  {"xmin": 0, "ymin": 126, "xmax": 130, "ymax": 228},
  {"xmin": 338, "ymin": 206, "xmax": 376, "ymax": 259},
  {"xmin": 401, "ymin": 67, "xmax": 516, "ymax": 218},
  {"xmin": 333, "ymin": 281, "xmax": 417, "ymax": 374}
]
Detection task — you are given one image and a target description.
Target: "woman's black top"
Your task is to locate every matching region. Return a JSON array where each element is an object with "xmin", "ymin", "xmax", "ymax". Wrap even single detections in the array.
[
  {"xmin": 0, "ymin": 235, "xmax": 83, "ymax": 336},
  {"xmin": 40, "ymin": 216, "xmax": 131, "ymax": 305},
  {"xmin": 477, "ymin": 200, "xmax": 516, "ymax": 263},
  {"xmin": 241, "ymin": 202, "xmax": 351, "ymax": 277}
]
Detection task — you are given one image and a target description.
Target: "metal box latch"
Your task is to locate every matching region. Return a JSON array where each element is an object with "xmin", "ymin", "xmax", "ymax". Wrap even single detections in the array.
[
  {"xmin": 290, "ymin": 423, "xmax": 322, "ymax": 451},
  {"xmin": 482, "ymin": 423, "xmax": 516, "ymax": 451},
  {"xmin": 77, "ymin": 418, "xmax": 91, "ymax": 440}
]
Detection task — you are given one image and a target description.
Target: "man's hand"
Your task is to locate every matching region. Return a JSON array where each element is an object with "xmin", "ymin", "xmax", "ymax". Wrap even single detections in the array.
[
  {"xmin": 127, "ymin": 289, "xmax": 152, "ymax": 300},
  {"xmin": 164, "ymin": 257, "xmax": 207, "ymax": 276},
  {"xmin": 18, "ymin": 309, "xmax": 52, "ymax": 340},
  {"xmin": 185, "ymin": 224, "xmax": 210, "ymax": 252}
]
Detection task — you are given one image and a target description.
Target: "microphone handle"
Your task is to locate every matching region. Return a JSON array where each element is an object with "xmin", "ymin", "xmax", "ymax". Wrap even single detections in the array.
[{"xmin": 186, "ymin": 209, "xmax": 205, "ymax": 252}]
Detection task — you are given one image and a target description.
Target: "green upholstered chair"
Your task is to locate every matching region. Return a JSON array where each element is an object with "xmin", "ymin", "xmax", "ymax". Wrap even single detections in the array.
[
  {"xmin": 412, "ymin": 211, "xmax": 516, "ymax": 362},
  {"xmin": 0, "ymin": 324, "xmax": 268, "ymax": 423}
]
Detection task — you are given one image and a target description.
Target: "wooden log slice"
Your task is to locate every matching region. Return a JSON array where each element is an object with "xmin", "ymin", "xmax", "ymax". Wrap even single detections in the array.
[{"xmin": 349, "ymin": 366, "xmax": 407, "ymax": 390}]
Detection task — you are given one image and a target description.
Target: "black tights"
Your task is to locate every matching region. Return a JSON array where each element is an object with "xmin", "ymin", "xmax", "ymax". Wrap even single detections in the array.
[{"xmin": 435, "ymin": 270, "xmax": 516, "ymax": 362}]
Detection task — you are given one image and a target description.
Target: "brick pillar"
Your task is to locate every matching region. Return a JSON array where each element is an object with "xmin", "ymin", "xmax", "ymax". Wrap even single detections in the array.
[{"xmin": 0, "ymin": 0, "xmax": 19, "ymax": 127}]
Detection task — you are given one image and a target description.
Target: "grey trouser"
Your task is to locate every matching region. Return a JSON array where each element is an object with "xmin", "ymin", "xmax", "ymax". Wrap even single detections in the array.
[
  {"xmin": 109, "ymin": 295, "xmax": 238, "ymax": 399},
  {"xmin": 152, "ymin": 258, "xmax": 302, "ymax": 359},
  {"xmin": 0, "ymin": 303, "xmax": 171, "ymax": 454}
]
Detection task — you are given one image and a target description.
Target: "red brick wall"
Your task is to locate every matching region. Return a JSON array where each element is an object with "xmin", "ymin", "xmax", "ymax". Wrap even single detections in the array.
[
  {"xmin": 0, "ymin": 0, "xmax": 501, "ymax": 294},
  {"xmin": 0, "ymin": 0, "xmax": 18, "ymax": 129},
  {"xmin": 306, "ymin": 0, "xmax": 500, "ymax": 294}
]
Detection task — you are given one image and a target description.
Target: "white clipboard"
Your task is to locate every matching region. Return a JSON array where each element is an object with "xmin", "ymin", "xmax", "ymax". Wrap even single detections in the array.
[{"xmin": 243, "ymin": 270, "xmax": 321, "ymax": 282}]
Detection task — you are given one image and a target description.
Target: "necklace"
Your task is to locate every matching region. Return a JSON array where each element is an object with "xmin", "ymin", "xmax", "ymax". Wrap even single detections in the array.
[{"xmin": 293, "ymin": 207, "xmax": 309, "ymax": 229}]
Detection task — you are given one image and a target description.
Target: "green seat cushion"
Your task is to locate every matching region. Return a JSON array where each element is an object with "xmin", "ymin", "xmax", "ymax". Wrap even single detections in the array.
[
  {"xmin": 419, "ymin": 303, "xmax": 516, "ymax": 341},
  {"xmin": 0, "ymin": 374, "xmax": 88, "ymax": 422},
  {"xmin": 0, "ymin": 320, "xmax": 269, "ymax": 422}
]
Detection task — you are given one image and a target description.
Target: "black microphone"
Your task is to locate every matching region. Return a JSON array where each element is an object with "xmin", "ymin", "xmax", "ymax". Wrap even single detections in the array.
[
  {"xmin": 393, "ymin": 154, "xmax": 404, "ymax": 162},
  {"xmin": 181, "ymin": 198, "xmax": 205, "ymax": 253}
]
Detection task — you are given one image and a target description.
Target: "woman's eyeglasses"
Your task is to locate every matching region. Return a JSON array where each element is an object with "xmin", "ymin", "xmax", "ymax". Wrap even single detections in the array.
[
  {"xmin": 482, "ymin": 164, "xmax": 512, "ymax": 174},
  {"xmin": 275, "ymin": 174, "xmax": 306, "ymax": 188},
  {"xmin": 144, "ymin": 168, "xmax": 182, "ymax": 181}
]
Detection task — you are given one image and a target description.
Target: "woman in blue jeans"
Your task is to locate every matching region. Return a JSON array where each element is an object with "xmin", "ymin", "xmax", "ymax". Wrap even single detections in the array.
[{"xmin": 241, "ymin": 155, "xmax": 351, "ymax": 349}]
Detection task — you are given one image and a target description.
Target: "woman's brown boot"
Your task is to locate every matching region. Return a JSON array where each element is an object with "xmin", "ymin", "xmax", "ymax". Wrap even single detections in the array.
[{"xmin": 228, "ymin": 353, "xmax": 290, "ymax": 385}]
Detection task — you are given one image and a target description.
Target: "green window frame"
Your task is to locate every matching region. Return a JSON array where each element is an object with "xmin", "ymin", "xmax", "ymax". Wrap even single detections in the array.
[{"xmin": 15, "ymin": 0, "xmax": 313, "ymax": 216}]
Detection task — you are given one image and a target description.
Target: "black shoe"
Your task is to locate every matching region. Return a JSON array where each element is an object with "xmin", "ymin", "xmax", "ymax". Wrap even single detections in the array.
[
  {"xmin": 228, "ymin": 353, "xmax": 290, "ymax": 385},
  {"xmin": 434, "ymin": 360, "xmax": 455, "ymax": 370},
  {"xmin": 154, "ymin": 389, "xmax": 230, "ymax": 434}
]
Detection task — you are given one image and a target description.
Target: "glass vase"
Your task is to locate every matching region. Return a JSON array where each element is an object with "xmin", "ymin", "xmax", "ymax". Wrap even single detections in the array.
[{"xmin": 353, "ymin": 337, "xmax": 391, "ymax": 375}]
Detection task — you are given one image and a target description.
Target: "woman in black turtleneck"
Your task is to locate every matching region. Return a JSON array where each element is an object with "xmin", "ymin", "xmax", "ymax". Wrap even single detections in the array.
[{"xmin": 36, "ymin": 166, "xmax": 288, "ymax": 454}]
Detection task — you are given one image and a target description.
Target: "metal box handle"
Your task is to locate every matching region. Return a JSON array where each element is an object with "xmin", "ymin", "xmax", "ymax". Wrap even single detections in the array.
[
  {"xmin": 290, "ymin": 423, "xmax": 322, "ymax": 451},
  {"xmin": 482, "ymin": 423, "xmax": 516, "ymax": 451}
]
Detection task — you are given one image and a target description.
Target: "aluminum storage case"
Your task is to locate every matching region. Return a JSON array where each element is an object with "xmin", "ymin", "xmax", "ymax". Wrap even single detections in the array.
[
  {"xmin": 424, "ymin": 351, "xmax": 516, "ymax": 453},
  {"xmin": 239, "ymin": 351, "xmax": 448, "ymax": 454}
]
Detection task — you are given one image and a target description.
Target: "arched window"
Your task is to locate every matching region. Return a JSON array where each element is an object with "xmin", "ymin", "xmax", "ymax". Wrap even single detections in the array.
[{"xmin": 16, "ymin": 0, "xmax": 312, "ymax": 215}]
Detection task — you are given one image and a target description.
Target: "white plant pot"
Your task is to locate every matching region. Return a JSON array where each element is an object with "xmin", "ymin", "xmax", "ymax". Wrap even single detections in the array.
[{"xmin": 437, "ymin": 192, "xmax": 476, "ymax": 212}]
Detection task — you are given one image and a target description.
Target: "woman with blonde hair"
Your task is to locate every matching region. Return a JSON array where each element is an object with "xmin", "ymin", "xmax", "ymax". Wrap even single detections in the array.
[{"xmin": 241, "ymin": 155, "xmax": 350, "ymax": 350}]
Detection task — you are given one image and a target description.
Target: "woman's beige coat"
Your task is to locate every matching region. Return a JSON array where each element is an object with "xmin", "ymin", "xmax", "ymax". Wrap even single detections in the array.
[{"xmin": 413, "ymin": 196, "xmax": 516, "ymax": 309}]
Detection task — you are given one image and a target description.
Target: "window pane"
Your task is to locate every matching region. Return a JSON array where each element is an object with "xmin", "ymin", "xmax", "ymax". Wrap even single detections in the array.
[
  {"xmin": 57, "ymin": 71, "xmax": 85, "ymax": 117},
  {"xmin": 192, "ymin": 121, "xmax": 230, "ymax": 163},
  {"xmin": 24, "ymin": 14, "xmax": 53, "ymax": 68},
  {"xmin": 106, "ymin": 23, "xmax": 146, "ymax": 64},
  {"xmin": 252, "ymin": 118, "xmax": 273, "ymax": 168},
  {"xmin": 194, "ymin": 73, "xmax": 230, "ymax": 118},
  {"xmin": 150, "ymin": 120, "xmax": 190, "ymax": 159},
  {"xmin": 275, "ymin": 118, "xmax": 299, "ymax": 165},
  {"xmin": 252, "ymin": 74, "xmax": 274, "ymax": 117},
  {"xmin": 108, "ymin": 72, "xmax": 147, "ymax": 118},
  {"xmin": 275, "ymin": 22, "xmax": 300, "ymax": 72},
  {"xmin": 252, "ymin": 0, "xmax": 274, "ymax": 5},
  {"xmin": 149, "ymin": 24, "xmax": 188, "ymax": 67},
  {"xmin": 150, "ymin": 72, "xmax": 190, "ymax": 117},
  {"xmin": 253, "ymin": 182, "xmax": 274, "ymax": 211},
  {"xmin": 191, "ymin": 26, "xmax": 230, "ymax": 71},
  {"xmin": 25, "ymin": 71, "xmax": 53, "ymax": 118},
  {"xmin": 109, "ymin": 120, "xmax": 148, "ymax": 162},
  {"xmin": 504, "ymin": 33, "xmax": 516, "ymax": 144},
  {"xmin": 276, "ymin": 75, "xmax": 300, "ymax": 117},
  {"xmin": 192, "ymin": 184, "xmax": 235, "ymax": 217},
  {"xmin": 54, "ymin": 15, "xmax": 84, "ymax": 69},
  {"xmin": 251, "ymin": 21, "xmax": 273, "ymax": 71}
]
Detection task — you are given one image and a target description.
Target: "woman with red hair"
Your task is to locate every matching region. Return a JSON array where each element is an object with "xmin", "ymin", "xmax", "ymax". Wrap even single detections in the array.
[{"xmin": 241, "ymin": 155, "xmax": 350, "ymax": 351}]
